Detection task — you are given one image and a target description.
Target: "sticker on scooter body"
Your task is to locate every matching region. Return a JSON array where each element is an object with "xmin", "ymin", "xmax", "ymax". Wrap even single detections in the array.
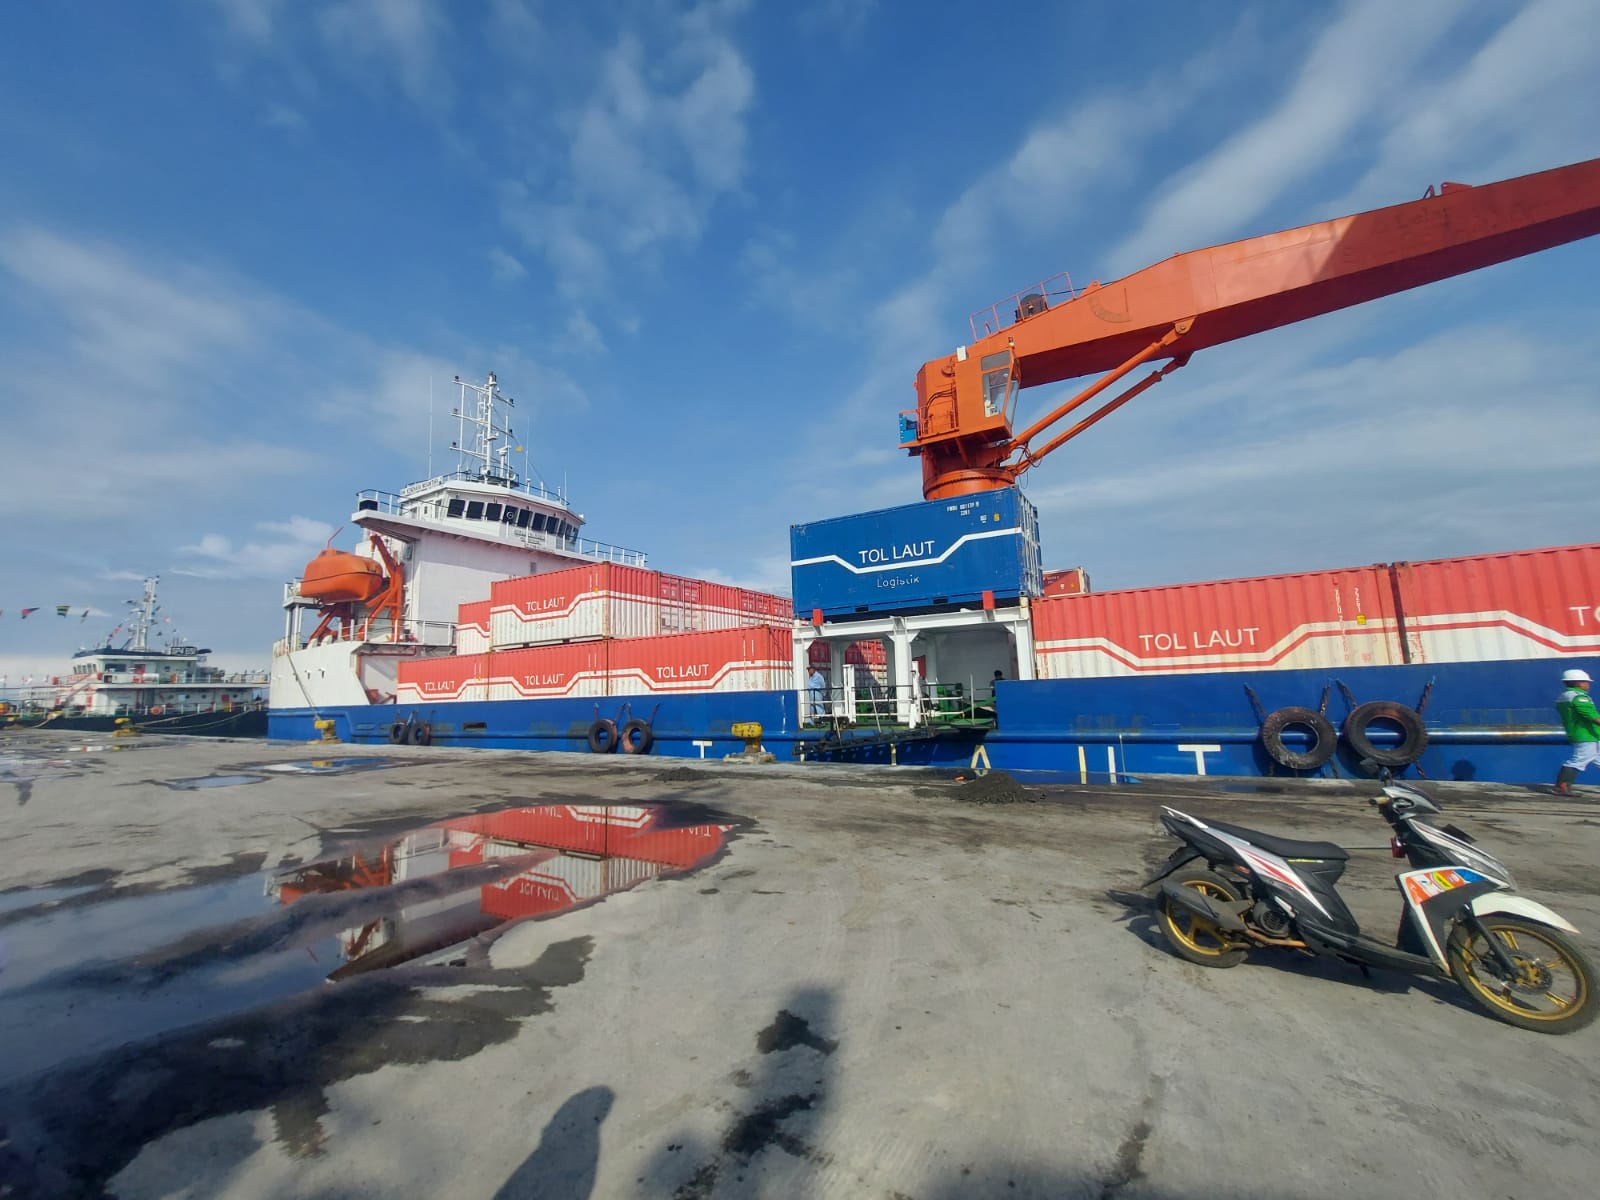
[{"xmin": 1402, "ymin": 866, "xmax": 1492, "ymax": 905}]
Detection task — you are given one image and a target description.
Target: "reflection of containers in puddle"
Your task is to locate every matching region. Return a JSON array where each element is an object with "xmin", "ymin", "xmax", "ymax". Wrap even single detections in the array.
[
  {"xmin": 165, "ymin": 774, "xmax": 269, "ymax": 790},
  {"xmin": 273, "ymin": 803, "xmax": 734, "ymax": 979}
]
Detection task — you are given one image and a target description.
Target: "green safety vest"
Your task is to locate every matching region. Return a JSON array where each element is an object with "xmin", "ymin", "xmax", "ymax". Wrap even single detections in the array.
[{"xmin": 1556, "ymin": 687, "xmax": 1600, "ymax": 743}]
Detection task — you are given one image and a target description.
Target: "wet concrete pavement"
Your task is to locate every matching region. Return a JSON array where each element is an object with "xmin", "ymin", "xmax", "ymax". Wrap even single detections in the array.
[{"xmin": 0, "ymin": 730, "xmax": 1597, "ymax": 1199}]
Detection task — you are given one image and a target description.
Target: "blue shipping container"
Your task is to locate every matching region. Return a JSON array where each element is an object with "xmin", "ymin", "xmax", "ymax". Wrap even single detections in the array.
[{"xmin": 790, "ymin": 489, "xmax": 1042, "ymax": 619}]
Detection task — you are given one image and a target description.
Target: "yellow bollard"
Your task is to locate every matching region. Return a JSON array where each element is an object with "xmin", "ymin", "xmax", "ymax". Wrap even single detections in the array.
[
  {"xmin": 112, "ymin": 716, "xmax": 141, "ymax": 739},
  {"xmin": 725, "ymin": 721, "xmax": 775, "ymax": 764},
  {"xmin": 310, "ymin": 718, "xmax": 340, "ymax": 744}
]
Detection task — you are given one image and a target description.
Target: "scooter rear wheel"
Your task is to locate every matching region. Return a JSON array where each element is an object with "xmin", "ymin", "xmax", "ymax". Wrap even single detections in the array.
[
  {"xmin": 1448, "ymin": 917, "xmax": 1598, "ymax": 1034},
  {"xmin": 1158, "ymin": 867, "xmax": 1250, "ymax": 968}
]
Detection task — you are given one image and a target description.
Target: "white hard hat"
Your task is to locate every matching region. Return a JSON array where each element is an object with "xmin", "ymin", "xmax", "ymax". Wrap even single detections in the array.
[{"xmin": 1562, "ymin": 668, "xmax": 1592, "ymax": 683}]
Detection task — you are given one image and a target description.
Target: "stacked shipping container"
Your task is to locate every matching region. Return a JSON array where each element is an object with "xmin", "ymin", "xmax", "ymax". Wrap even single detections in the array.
[
  {"xmin": 398, "ymin": 625, "xmax": 793, "ymax": 704},
  {"xmin": 408, "ymin": 542, "xmax": 1600, "ymax": 702},
  {"xmin": 1032, "ymin": 542, "xmax": 1600, "ymax": 679},
  {"xmin": 1392, "ymin": 544, "xmax": 1600, "ymax": 664},
  {"xmin": 487, "ymin": 563, "xmax": 791, "ymax": 649},
  {"xmin": 455, "ymin": 600, "xmax": 491, "ymax": 653}
]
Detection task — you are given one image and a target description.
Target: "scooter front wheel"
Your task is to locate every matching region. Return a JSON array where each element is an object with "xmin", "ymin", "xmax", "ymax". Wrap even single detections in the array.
[
  {"xmin": 1448, "ymin": 918, "xmax": 1598, "ymax": 1034},
  {"xmin": 1158, "ymin": 867, "xmax": 1250, "ymax": 968}
]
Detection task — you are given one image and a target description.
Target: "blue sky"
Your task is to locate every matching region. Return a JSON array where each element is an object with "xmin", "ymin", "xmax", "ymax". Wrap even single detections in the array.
[{"xmin": 2, "ymin": 0, "xmax": 1598, "ymax": 683}]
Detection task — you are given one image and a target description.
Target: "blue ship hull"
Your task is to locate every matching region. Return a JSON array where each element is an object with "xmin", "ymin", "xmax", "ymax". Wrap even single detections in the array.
[{"xmin": 268, "ymin": 654, "xmax": 1600, "ymax": 786}]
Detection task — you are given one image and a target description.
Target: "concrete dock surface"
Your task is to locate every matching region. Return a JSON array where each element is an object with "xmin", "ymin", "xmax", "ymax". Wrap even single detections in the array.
[{"xmin": 0, "ymin": 731, "xmax": 1596, "ymax": 1199}]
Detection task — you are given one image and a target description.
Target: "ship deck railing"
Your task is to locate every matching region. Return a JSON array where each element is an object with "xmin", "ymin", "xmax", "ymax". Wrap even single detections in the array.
[{"xmin": 803, "ymin": 682, "xmax": 999, "ymax": 733}]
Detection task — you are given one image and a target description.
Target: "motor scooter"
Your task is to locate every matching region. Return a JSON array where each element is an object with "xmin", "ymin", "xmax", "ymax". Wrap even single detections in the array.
[{"xmin": 1144, "ymin": 767, "xmax": 1597, "ymax": 1032}]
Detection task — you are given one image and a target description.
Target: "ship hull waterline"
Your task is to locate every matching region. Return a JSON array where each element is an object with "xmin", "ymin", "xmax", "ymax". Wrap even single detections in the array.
[{"xmin": 266, "ymin": 655, "xmax": 1597, "ymax": 786}]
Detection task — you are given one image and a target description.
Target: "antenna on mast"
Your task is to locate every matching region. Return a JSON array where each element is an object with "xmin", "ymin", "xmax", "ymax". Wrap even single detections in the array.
[{"xmin": 450, "ymin": 372, "xmax": 519, "ymax": 486}]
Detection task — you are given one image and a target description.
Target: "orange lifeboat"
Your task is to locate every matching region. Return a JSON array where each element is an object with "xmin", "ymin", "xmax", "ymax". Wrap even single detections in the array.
[{"xmin": 299, "ymin": 549, "xmax": 386, "ymax": 605}]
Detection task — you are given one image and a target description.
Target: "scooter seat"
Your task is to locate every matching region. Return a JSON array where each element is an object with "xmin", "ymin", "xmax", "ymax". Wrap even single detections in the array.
[{"xmin": 1202, "ymin": 818, "xmax": 1349, "ymax": 862}]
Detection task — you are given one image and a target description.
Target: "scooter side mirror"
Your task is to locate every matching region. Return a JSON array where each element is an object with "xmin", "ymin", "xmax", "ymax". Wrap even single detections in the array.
[{"xmin": 1357, "ymin": 757, "xmax": 1392, "ymax": 782}]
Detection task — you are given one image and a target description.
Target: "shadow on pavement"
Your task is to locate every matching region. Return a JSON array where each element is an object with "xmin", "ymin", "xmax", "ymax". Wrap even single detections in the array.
[{"xmin": 492, "ymin": 1085, "xmax": 615, "ymax": 1200}]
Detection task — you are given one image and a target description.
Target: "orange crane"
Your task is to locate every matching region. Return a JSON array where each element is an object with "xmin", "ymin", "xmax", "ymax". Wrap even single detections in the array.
[{"xmin": 906, "ymin": 157, "xmax": 1600, "ymax": 500}]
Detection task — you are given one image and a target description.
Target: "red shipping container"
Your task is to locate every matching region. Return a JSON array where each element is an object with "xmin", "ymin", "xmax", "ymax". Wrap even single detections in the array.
[
  {"xmin": 1041, "ymin": 567, "xmax": 1091, "ymax": 598},
  {"xmin": 456, "ymin": 600, "xmax": 491, "ymax": 654},
  {"xmin": 1032, "ymin": 566, "xmax": 1401, "ymax": 679},
  {"xmin": 396, "ymin": 654, "xmax": 489, "ymax": 703},
  {"xmin": 808, "ymin": 640, "xmax": 889, "ymax": 667},
  {"xmin": 1391, "ymin": 542, "xmax": 1600, "ymax": 664},
  {"xmin": 605, "ymin": 625, "xmax": 793, "ymax": 695},
  {"xmin": 491, "ymin": 563, "xmax": 665, "ymax": 646},
  {"xmin": 484, "ymin": 643, "xmax": 607, "ymax": 699},
  {"xmin": 489, "ymin": 565, "xmax": 789, "ymax": 646}
]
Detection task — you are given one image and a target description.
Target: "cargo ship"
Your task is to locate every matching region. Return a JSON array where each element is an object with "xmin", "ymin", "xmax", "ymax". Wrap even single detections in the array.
[
  {"xmin": 269, "ymin": 159, "xmax": 1600, "ymax": 784},
  {"xmin": 4, "ymin": 578, "xmax": 269, "ymax": 737}
]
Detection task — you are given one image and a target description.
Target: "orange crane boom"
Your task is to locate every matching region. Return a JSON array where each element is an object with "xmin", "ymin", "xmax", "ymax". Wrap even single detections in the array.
[{"xmin": 907, "ymin": 157, "xmax": 1600, "ymax": 499}]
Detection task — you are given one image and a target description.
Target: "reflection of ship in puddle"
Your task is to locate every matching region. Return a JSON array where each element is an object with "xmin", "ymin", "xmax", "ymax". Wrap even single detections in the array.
[{"xmin": 273, "ymin": 805, "xmax": 734, "ymax": 980}]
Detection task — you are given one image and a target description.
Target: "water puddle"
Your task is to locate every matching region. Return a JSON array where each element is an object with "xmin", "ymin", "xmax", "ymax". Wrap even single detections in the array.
[
  {"xmin": 0, "ymin": 801, "xmax": 736, "ymax": 1084},
  {"xmin": 255, "ymin": 757, "xmax": 404, "ymax": 776},
  {"xmin": 0, "ymin": 883, "xmax": 102, "ymax": 919},
  {"xmin": 164, "ymin": 774, "xmax": 269, "ymax": 790}
]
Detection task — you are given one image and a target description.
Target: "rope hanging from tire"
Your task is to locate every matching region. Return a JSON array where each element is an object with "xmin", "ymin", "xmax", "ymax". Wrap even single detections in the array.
[
  {"xmin": 1342, "ymin": 700, "xmax": 1427, "ymax": 767},
  {"xmin": 1259, "ymin": 706, "xmax": 1338, "ymax": 771}
]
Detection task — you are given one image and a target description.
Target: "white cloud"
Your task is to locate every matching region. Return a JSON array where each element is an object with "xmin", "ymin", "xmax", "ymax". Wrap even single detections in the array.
[
  {"xmin": 561, "ymin": 311, "xmax": 607, "ymax": 357},
  {"xmin": 179, "ymin": 516, "xmax": 338, "ymax": 579},
  {"xmin": 262, "ymin": 103, "xmax": 307, "ymax": 136},
  {"xmin": 1108, "ymin": 0, "xmax": 1475, "ymax": 272},
  {"xmin": 0, "ymin": 227, "xmax": 263, "ymax": 392},
  {"xmin": 502, "ymin": 6, "xmax": 755, "ymax": 296},
  {"xmin": 1329, "ymin": 0, "xmax": 1600, "ymax": 212},
  {"xmin": 317, "ymin": 0, "xmax": 450, "ymax": 108},
  {"xmin": 797, "ymin": 0, "xmax": 877, "ymax": 44},
  {"xmin": 488, "ymin": 246, "xmax": 526, "ymax": 282},
  {"xmin": 208, "ymin": 0, "xmax": 288, "ymax": 43}
]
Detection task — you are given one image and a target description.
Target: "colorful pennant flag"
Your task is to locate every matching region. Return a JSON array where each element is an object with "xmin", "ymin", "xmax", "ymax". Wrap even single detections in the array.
[
  {"xmin": 56, "ymin": 605, "xmax": 70, "ymax": 617},
  {"xmin": 80, "ymin": 611, "xmax": 88, "ymax": 622},
  {"xmin": 20, "ymin": 608, "xmax": 38, "ymax": 619}
]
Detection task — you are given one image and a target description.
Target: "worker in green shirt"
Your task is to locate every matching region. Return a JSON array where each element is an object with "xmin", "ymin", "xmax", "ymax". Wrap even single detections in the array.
[{"xmin": 1554, "ymin": 668, "xmax": 1600, "ymax": 795}]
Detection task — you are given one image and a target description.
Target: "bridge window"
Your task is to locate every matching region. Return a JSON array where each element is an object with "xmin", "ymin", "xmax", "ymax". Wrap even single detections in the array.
[
  {"xmin": 465, "ymin": 501, "xmax": 484, "ymax": 520},
  {"xmin": 484, "ymin": 503, "xmax": 502, "ymax": 522},
  {"xmin": 516, "ymin": 509, "xmax": 531, "ymax": 528},
  {"xmin": 446, "ymin": 498, "xmax": 465, "ymax": 518}
]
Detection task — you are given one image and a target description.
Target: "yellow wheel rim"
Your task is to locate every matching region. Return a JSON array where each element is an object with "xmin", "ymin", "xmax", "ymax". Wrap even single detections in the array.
[
  {"xmin": 1164, "ymin": 880, "xmax": 1242, "ymax": 957},
  {"xmin": 1457, "ymin": 923, "xmax": 1588, "ymax": 1023}
]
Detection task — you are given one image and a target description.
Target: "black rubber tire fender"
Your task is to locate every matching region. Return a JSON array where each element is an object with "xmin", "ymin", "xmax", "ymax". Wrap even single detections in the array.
[
  {"xmin": 1343, "ymin": 700, "xmax": 1427, "ymax": 768},
  {"xmin": 388, "ymin": 722, "xmax": 407, "ymax": 745},
  {"xmin": 618, "ymin": 718, "xmax": 654, "ymax": 755},
  {"xmin": 1259, "ymin": 706, "xmax": 1338, "ymax": 770},
  {"xmin": 406, "ymin": 721, "xmax": 432, "ymax": 747},
  {"xmin": 587, "ymin": 718, "xmax": 619, "ymax": 754}
]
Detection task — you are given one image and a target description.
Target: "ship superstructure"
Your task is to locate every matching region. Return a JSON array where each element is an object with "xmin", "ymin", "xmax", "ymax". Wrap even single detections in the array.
[
  {"xmin": 272, "ymin": 372, "xmax": 645, "ymax": 711},
  {"xmin": 39, "ymin": 577, "xmax": 267, "ymax": 718}
]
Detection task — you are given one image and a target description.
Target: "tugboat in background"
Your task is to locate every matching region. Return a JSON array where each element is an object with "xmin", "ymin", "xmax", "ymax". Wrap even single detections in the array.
[{"xmin": 0, "ymin": 577, "xmax": 268, "ymax": 737}]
